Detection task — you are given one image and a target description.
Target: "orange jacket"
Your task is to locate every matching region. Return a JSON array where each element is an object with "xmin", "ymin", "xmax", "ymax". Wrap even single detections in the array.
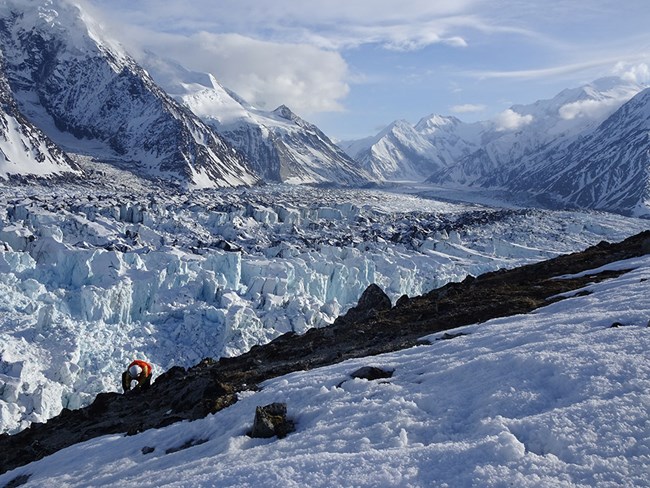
[
  {"xmin": 122, "ymin": 359, "xmax": 153, "ymax": 392},
  {"xmin": 128, "ymin": 360, "xmax": 152, "ymax": 380}
]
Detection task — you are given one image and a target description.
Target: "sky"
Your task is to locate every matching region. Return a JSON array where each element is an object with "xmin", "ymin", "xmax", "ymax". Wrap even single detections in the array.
[{"xmin": 81, "ymin": 1, "xmax": 650, "ymax": 140}]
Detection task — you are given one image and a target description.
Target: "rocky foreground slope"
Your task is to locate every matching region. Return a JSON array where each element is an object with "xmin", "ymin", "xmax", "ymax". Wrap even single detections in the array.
[{"xmin": 1, "ymin": 230, "xmax": 650, "ymax": 475}]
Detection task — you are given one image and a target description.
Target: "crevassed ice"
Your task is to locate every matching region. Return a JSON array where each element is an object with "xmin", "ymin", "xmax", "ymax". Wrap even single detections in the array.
[{"xmin": 0, "ymin": 184, "xmax": 647, "ymax": 433}]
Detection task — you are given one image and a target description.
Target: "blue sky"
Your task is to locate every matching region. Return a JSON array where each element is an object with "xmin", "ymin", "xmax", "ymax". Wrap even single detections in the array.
[{"xmin": 83, "ymin": 0, "xmax": 650, "ymax": 140}]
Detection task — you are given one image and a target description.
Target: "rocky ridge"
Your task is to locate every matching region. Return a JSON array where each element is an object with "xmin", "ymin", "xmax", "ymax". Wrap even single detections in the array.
[{"xmin": 2, "ymin": 230, "xmax": 650, "ymax": 475}]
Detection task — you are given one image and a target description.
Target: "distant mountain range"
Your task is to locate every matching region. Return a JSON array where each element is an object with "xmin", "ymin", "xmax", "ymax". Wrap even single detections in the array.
[
  {"xmin": 0, "ymin": 0, "xmax": 648, "ymax": 215},
  {"xmin": 342, "ymin": 77, "xmax": 649, "ymax": 215}
]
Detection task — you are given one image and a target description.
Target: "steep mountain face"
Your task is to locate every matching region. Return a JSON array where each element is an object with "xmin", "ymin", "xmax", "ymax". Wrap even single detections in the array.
[
  {"xmin": 265, "ymin": 104, "xmax": 373, "ymax": 185},
  {"xmin": 346, "ymin": 120, "xmax": 438, "ymax": 181},
  {"xmin": 0, "ymin": 0, "xmax": 258, "ymax": 188},
  {"xmin": 512, "ymin": 88, "xmax": 650, "ymax": 215},
  {"xmin": 0, "ymin": 53, "xmax": 79, "ymax": 178},
  {"xmin": 342, "ymin": 116, "xmax": 483, "ymax": 181},
  {"xmin": 144, "ymin": 56, "xmax": 371, "ymax": 186},
  {"xmin": 428, "ymin": 77, "xmax": 645, "ymax": 189}
]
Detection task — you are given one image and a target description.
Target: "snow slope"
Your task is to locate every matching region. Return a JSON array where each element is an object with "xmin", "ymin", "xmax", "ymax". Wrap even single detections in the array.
[{"xmin": 1, "ymin": 252, "xmax": 648, "ymax": 487}]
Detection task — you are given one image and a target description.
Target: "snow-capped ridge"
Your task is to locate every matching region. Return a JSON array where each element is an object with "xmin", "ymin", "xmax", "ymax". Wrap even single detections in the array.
[
  {"xmin": 414, "ymin": 114, "xmax": 462, "ymax": 134},
  {"xmin": 141, "ymin": 53, "xmax": 371, "ymax": 186}
]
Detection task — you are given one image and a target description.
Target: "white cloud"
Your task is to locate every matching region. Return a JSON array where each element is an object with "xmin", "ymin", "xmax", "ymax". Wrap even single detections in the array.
[
  {"xmin": 108, "ymin": 28, "xmax": 351, "ymax": 115},
  {"xmin": 559, "ymin": 76, "xmax": 645, "ymax": 121},
  {"xmin": 86, "ymin": 0, "xmax": 481, "ymax": 51},
  {"xmin": 470, "ymin": 59, "xmax": 619, "ymax": 80},
  {"xmin": 558, "ymin": 98, "xmax": 619, "ymax": 121},
  {"xmin": 450, "ymin": 103, "xmax": 486, "ymax": 113},
  {"xmin": 186, "ymin": 33, "xmax": 350, "ymax": 113},
  {"xmin": 613, "ymin": 62, "xmax": 650, "ymax": 85},
  {"xmin": 299, "ymin": 20, "xmax": 470, "ymax": 51},
  {"xmin": 494, "ymin": 109, "xmax": 533, "ymax": 131}
]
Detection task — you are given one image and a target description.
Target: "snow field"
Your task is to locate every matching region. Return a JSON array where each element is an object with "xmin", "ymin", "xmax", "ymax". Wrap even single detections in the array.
[
  {"xmin": 2, "ymin": 254, "xmax": 648, "ymax": 487},
  {"xmin": 0, "ymin": 184, "xmax": 648, "ymax": 435}
]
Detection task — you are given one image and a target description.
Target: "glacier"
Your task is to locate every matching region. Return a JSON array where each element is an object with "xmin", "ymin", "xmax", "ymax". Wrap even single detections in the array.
[{"xmin": 1, "ymin": 162, "xmax": 649, "ymax": 435}]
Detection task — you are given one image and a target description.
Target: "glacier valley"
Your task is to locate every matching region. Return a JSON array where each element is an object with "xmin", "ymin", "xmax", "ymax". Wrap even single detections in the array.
[{"xmin": 0, "ymin": 158, "xmax": 648, "ymax": 435}]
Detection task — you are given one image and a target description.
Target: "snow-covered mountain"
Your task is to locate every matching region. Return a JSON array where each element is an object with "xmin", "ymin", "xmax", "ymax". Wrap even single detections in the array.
[
  {"xmin": 428, "ymin": 76, "xmax": 646, "ymax": 189},
  {"xmin": 344, "ymin": 77, "xmax": 648, "ymax": 214},
  {"xmin": 509, "ymin": 87, "xmax": 650, "ymax": 215},
  {"xmin": 341, "ymin": 115, "xmax": 483, "ymax": 181},
  {"xmin": 0, "ymin": 52, "xmax": 79, "ymax": 179},
  {"xmin": 428, "ymin": 83, "xmax": 650, "ymax": 215},
  {"xmin": 143, "ymin": 55, "xmax": 372, "ymax": 186},
  {"xmin": 0, "ymin": 0, "xmax": 258, "ymax": 188}
]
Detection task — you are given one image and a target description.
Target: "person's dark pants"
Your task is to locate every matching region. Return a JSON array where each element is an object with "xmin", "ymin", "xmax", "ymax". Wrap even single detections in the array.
[{"xmin": 122, "ymin": 372, "xmax": 152, "ymax": 392}]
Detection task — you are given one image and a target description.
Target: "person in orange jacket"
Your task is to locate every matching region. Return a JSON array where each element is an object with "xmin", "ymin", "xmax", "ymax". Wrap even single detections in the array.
[{"xmin": 122, "ymin": 359, "xmax": 153, "ymax": 392}]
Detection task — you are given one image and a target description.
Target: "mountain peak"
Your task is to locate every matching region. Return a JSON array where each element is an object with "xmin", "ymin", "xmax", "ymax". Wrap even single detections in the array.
[
  {"xmin": 587, "ymin": 76, "xmax": 639, "ymax": 93},
  {"xmin": 414, "ymin": 114, "xmax": 461, "ymax": 134},
  {"xmin": 273, "ymin": 104, "xmax": 299, "ymax": 122},
  {"xmin": 1, "ymin": 0, "xmax": 126, "ymax": 61}
]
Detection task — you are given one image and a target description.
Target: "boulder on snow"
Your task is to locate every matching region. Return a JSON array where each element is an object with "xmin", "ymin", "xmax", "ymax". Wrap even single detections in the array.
[
  {"xmin": 350, "ymin": 366, "xmax": 393, "ymax": 381},
  {"xmin": 4, "ymin": 473, "xmax": 31, "ymax": 488},
  {"xmin": 436, "ymin": 332, "xmax": 468, "ymax": 341},
  {"xmin": 249, "ymin": 402, "xmax": 295, "ymax": 439},
  {"xmin": 334, "ymin": 283, "xmax": 391, "ymax": 325}
]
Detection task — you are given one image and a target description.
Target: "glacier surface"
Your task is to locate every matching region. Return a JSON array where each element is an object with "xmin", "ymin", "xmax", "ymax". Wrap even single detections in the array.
[{"xmin": 0, "ymin": 168, "xmax": 648, "ymax": 434}]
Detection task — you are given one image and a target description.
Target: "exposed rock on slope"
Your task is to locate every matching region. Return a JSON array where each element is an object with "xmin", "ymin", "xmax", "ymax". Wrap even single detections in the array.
[
  {"xmin": 2, "ymin": 230, "xmax": 650, "ymax": 474},
  {"xmin": 0, "ymin": 53, "xmax": 79, "ymax": 179}
]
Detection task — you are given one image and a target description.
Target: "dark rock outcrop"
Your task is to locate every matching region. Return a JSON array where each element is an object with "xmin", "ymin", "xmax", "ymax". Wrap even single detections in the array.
[
  {"xmin": 350, "ymin": 366, "xmax": 394, "ymax": 381},
  {"xmin": 334, "ymin": 283, "xmax": 392, "ymax": 325},
  {"xmin": 2, "ymin": 230, "xmax": 650, "ymax": 474},
  {"xmin": 249, "ymin": 403, "xmax": 295, "ymax": 439}
]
